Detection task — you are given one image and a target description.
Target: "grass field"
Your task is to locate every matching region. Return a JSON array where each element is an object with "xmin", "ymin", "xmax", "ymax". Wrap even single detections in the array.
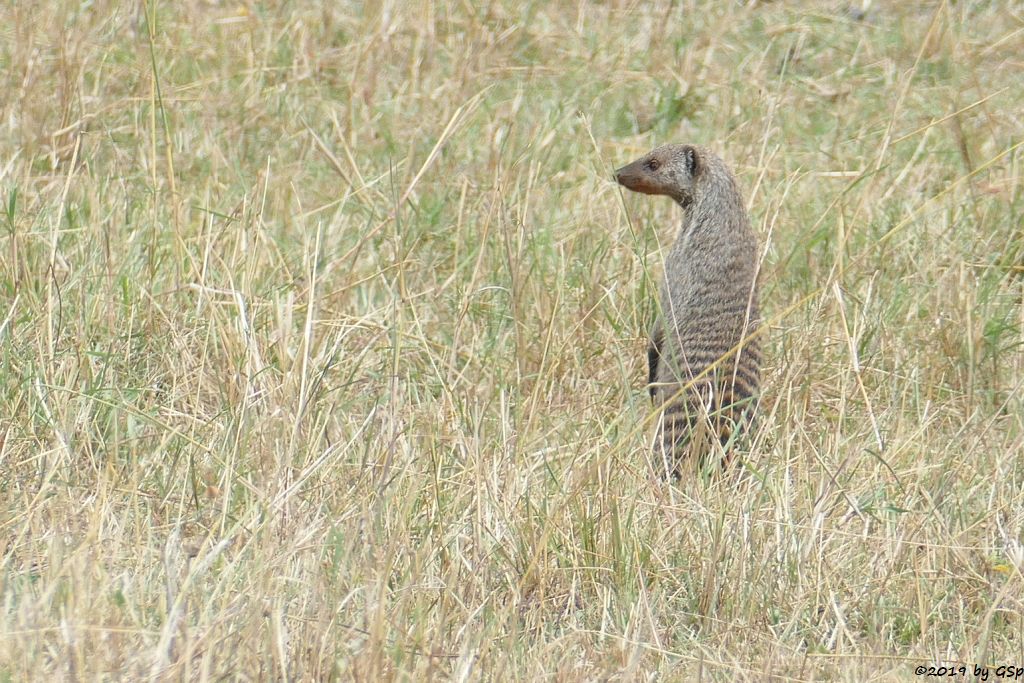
[{"xmin": 2, "ymin": 1, "xmax": 1023, "ymax": 680}]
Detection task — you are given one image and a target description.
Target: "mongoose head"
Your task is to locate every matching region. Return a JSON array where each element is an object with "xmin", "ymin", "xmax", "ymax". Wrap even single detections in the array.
[{"xmin": 614, "ymin": 144, "xmax": 703, "ymax": 208}]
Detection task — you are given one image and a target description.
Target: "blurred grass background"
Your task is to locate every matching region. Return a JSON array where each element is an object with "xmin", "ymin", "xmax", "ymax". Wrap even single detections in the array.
[{"xmin": 1, "ymin": 0, "xmax": 1022, "ymax": 679}]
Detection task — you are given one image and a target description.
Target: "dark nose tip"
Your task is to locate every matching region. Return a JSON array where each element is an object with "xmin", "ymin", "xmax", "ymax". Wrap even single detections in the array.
[{"xmin": 613, "ymin": 168, "xmax": 623, "ymax": 183}]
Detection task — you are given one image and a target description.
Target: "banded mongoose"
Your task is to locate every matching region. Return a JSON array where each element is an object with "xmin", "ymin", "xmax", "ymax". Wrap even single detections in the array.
[{"xmin": 615, "ymin": 144, "xmax": 761, "ymax": 476}]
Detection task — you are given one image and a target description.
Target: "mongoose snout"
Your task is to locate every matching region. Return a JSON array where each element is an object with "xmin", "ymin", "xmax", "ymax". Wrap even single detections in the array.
[
  {"xmin": 614, "ymin": 165, "xmax": 657, "ymax": 195},
  {"xmin": 615, "ymin": 143, "xmax": 761, "ymax": 477},
  {"xmin": 615, "ymin": 172, "xmax": 660, "ymax": 198}
]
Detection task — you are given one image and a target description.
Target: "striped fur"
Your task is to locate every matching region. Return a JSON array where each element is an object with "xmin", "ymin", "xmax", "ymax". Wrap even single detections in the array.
[{"xmin": 616, "ymin": 144, "xmax": 761, "ymax": 477}]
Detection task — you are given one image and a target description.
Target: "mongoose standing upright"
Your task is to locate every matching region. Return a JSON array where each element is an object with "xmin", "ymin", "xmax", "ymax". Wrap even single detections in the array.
[{"xmin": 615, "ymin": 144, "xmax": 761, "ymax": 476}]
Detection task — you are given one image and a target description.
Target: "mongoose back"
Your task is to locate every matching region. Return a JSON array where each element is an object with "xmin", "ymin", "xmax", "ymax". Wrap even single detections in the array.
[{"xmin": 615, "ymin": 144, "xmax": 761, "ymax": 476}]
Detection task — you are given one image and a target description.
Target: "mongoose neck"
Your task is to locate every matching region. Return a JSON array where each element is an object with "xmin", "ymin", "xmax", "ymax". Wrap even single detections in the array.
[{"xmin": 680, "ymin": 171, "xmax": 747, "ymax": 237}]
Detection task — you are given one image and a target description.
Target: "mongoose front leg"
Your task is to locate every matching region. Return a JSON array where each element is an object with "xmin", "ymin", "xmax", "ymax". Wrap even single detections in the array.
[{"xmin": 648, "ymin": 318, "xmax": 664, "ymax": 401}]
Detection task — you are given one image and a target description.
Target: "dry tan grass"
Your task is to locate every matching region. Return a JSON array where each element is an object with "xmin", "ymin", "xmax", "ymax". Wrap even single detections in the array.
[{"xmin": 1, "ymin": 0, "xmax": 1023, "ymax": 680}]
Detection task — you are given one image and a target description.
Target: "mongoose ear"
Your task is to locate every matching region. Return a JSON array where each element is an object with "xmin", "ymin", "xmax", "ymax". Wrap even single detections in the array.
[{"xmin": 683, "ymin": 145, "xmax": 702, "ymax": 177}]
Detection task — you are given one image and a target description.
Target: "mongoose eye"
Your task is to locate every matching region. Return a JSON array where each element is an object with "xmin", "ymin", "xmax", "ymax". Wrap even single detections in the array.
[{"xmin": 646, "ymin": 159, "xmax": 661, "ymax": 171}]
